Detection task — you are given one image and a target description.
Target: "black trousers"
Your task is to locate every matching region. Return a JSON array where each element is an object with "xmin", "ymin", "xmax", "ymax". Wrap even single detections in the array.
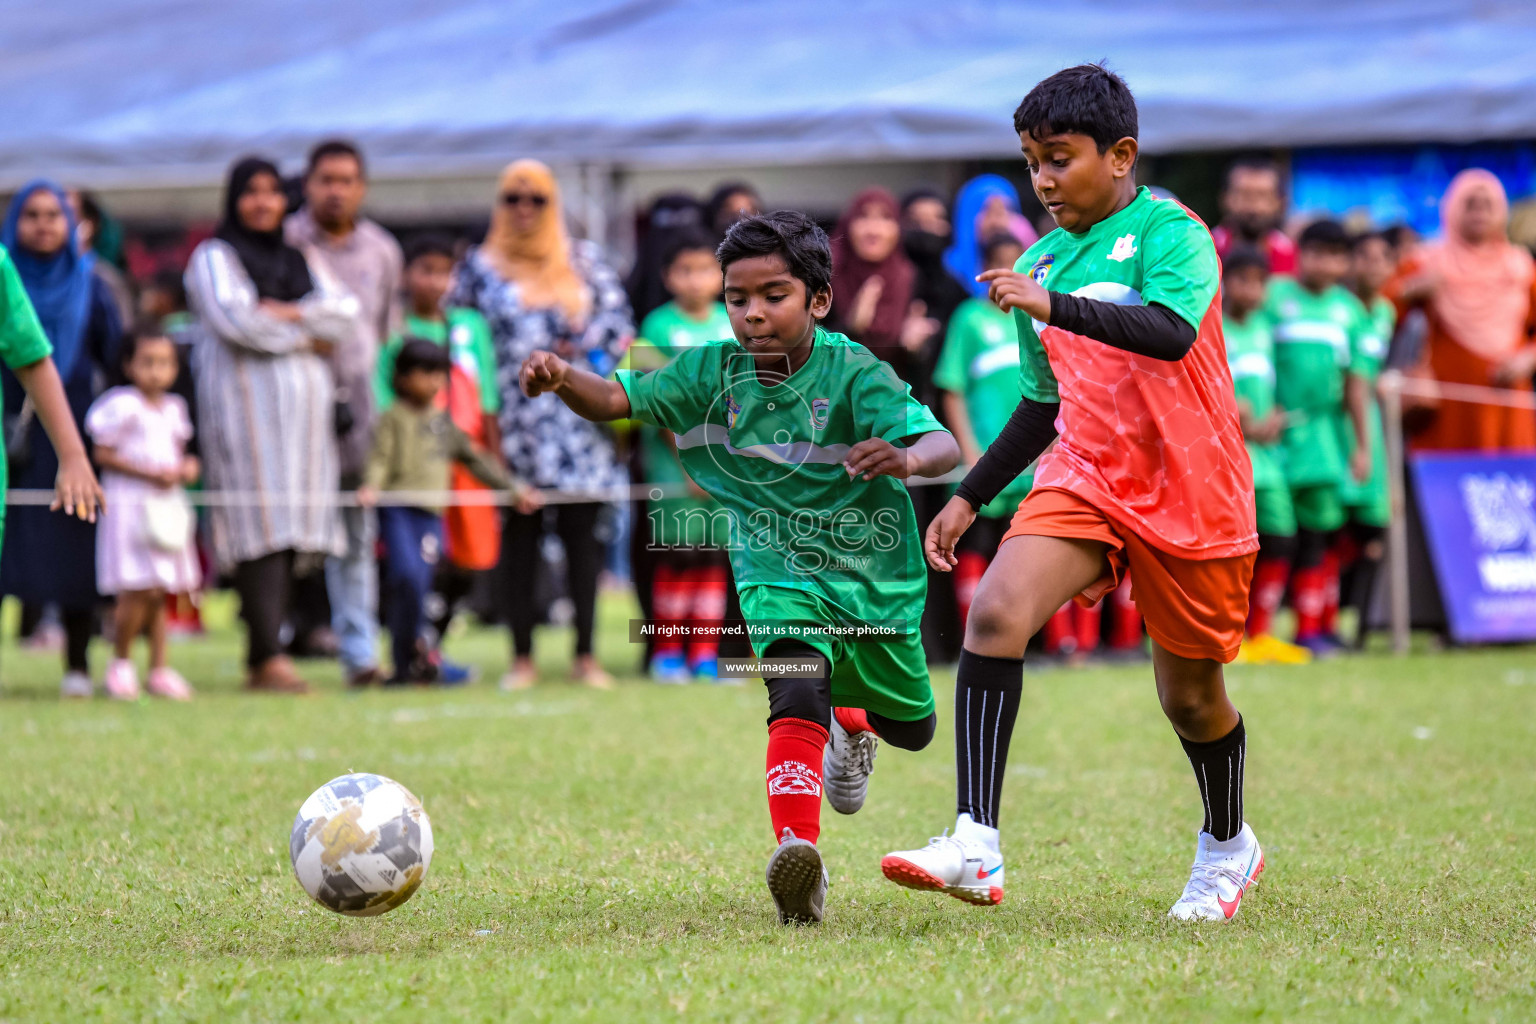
[
  {"xmin": 235, "ymin": 550, "xmax": 294, "ymax": 668},
  {"xmin": 502, "ymin": 502, "xmax": 603, "ymax": 658}
]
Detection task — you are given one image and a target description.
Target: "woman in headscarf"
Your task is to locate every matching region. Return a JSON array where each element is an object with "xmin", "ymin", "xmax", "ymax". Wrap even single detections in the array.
[
  {"xmin": 943, "ymin": 174, "xmax": 1038, "ymax": 298},
  {"xmin": 184, "ymin": 156, "xmax": 358, "ymax": 693},
  {"xmin": 449, "ymin": 159, "xmax": 634, "ymax": 691},
  {"xmin": 1386, "ymin": 169, "xmax": 1536, "ymax": 450},
  {"xmin": 0, "ymin": 181, "xmax": 122, "ymax": 697},
  {"xmin": 829, "ymin": 187, "xmax": 940, "ymax": 391}
]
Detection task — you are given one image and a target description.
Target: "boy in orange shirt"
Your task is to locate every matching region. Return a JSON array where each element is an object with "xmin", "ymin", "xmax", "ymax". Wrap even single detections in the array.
[{"xmin": 882, "ymin": 65, "xmax": 1264, "ymax": 922}]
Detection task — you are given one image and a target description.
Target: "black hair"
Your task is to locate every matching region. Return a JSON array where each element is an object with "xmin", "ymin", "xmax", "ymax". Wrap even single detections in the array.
[
  {"xmin": 1382, "ymin": 223, "xmax": 1415, "ymax": 251},
  {"xmin": 900, "ymin": 186, "xmax": 947, "ymax": 213},
  {"xmin": 1224, "ymin": 156, "xmax": 1283, "ymax": 193},
  {"xmin": 1221, "ymin": 245, "xmax": 1271, "ymax": 278},
  {"xmin": 394, "ymin": 337, "xmax": 451, "ymax": 381},
  {"xmin": 120, "ymin": 317, "xmax": 176, "ymax": 371},
  {"xmin": 661, "ymin": 227, "xmax": 718, "ymax": 271},
  {"xmin": 1012, "ymin": 63, "xmax": 1137, "ymax": 152},
  {"xmin": 404, "ymin": 232, "xmax": 456, "ymax": 266},
  {"xmin": 716, "ymin": 211, "xmax": 833, "ymax": 301},
  {"xmin": 706, "ymin": 181, "xmax": 761, "ymax": 232},
  {"xmin": 307, "ymin": 138, "xmax": 365, "ymax": 178},
  {"xmin": 1298, "ymin": 218, "xmax": 1350, "ymax": 251},
  {"xmin": 981, "ymin": 231, "xmax": 1027, "ymax": 267},
  {"xmin": 1351, "ymin": 228, "xmax": 1390, "ymax": 252},
  {"xmin": 76, "ymin": 191, "xmax": 104, "ymax": 229}
]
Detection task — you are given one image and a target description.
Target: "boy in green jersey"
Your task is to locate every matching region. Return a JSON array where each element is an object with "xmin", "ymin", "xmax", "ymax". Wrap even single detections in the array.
[
  {"xmin": 520, "ymin": 211, "xmax": 960, "ymax": 924},
  {"xmin": 633, "ymin": 230, "xmax": 734, "ymax": 682},
  {"xmin": 1222, "ymin": 247, "xmax": 1311, "ymax": 666},
  {"xmin": 1263, "ymin": 219, "xmax": 1374, "ymax": 656},
  {"xmin": 0, "ymin": 244, "xmax": 105, "ymax": 545},
  {"xmin": 375, "ymin": 235, "xmax": 519, "ymax": 681},
  {"xmin": 1335, "ymin": 230, "xmax": 1397, "ymax": 646}
]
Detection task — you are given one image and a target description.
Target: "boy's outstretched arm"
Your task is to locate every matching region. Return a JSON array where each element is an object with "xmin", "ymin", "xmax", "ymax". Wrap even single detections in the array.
[
  {"xmin": 520, "ymin": 350, "xmax": 631, "ymax": 421},
  {"xmin": 977, "ymin": 269, "xmax": 1195, "ymax": 361},
  {"xmin": 13, "ymin": 356, "xmax": 104, "ymax": 521},
  {"xmin": 844, "ymin": 430, "xmax": 960, "ymax": 482}
]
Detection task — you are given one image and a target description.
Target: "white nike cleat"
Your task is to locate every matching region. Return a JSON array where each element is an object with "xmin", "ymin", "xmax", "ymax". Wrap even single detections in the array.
[
  {"xmin": 765, "ymin": 828, "xmax": 828, "ymax": 924},
  {"xmin": 881, "ymin": 813, "xmax": 1005, "ymax": 906},
  {"xmin": 1167, "ymin": 822, "xmax": 1265, "ymax": 922},
  {"xmin": 823, "ymin": 717, "xmax": 877, "ymax": 815}
]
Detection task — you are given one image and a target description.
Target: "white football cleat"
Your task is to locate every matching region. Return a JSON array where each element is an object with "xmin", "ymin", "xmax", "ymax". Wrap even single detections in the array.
[
  {"xmin": 881, "ymin": 813, "xmax": 1004, "ymax": 906},
  {"xmin": 1167, "ymin": 823, "xmax": 1265, "ymax": 922},
  {"xmin": 823, "ymin": 717, "xmax": 877, "ymax": 815},
  {"xmin": 765, "ymin": 828, "xmax": 827, "ymax": 924}
]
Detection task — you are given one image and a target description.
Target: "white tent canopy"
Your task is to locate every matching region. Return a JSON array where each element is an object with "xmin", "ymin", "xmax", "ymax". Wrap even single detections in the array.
[{"xmin": 5, "ymin": 0, "xmax": 1535, "ymax": 189}]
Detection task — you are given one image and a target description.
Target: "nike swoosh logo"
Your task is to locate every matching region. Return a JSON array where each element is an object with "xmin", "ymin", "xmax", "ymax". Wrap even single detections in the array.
[
  {"xmin": 976, "ymin": 864, "xmax": 1002, "ymax": 880},
  {"xmin": 1218, "ymin": 851, "xmax": 1261, "ymax": 918}
]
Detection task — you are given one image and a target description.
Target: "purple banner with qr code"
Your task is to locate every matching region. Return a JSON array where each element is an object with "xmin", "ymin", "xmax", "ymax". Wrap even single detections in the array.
[{"xmin": 1412, "ymin": 452, "xmax": 1536, "ymax": 643}]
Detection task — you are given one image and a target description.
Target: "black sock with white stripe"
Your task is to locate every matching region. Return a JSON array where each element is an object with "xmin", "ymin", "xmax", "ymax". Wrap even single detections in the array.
[
  {"xmin": 954, "ymin": 649, "xmax": 1024, "ymax": 830},
  {"xmin": 1179, "ymin": 716, "xmax": 1245, "ymax": 842}
]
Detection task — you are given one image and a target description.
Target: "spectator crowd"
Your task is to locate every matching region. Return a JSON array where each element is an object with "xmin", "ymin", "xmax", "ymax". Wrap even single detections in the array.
[{"xmin": 3, "ymin": 141, "xmax": 1536, "ymax": 697}]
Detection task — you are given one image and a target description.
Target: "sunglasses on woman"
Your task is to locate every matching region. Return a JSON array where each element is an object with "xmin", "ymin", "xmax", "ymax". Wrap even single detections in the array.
[{"xmin": 501, "ymin": 192, "xmax": 549, "ymax": 209}]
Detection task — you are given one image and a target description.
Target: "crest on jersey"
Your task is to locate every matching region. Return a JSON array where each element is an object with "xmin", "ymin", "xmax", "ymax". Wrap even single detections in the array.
[
  {"xmin": 810, "ymin": 398, "xmax": 830, "ymax": 430},
  {"xmin": 1107, "ymin": 234, "xmax": 1138, "ymax": 262},
  {"xmin": 725, "ymin": 394, "xmax": 742, "ymax": 429},
  {"xmin": 1030, "ymin": 254, "xmax": 1055, "ymax": 286}
]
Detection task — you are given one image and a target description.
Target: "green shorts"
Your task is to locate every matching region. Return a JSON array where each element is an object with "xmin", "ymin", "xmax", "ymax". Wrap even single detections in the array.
[
  {"xmin": 739, "ymin": 584, "xmax": 934, "ymax": 722},
  {"xmin": 1339, "ymin": 410, "xmax": 1390, "ymax": 528},
  {"xmin": 1253, "ymin": 485, "xmax": 1297, "ymax": 538},
  {"xmin": 1292, "ymin": 484, "xmax": 1345, "ymax": 534}
]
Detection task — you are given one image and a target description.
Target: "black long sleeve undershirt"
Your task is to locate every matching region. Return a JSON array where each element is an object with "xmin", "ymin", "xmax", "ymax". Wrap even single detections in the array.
[
  {"xmin": 954, "ymin": 398, "xmax": 1060, "ymax": 512},
  {"xmin": 1048, "ymin": 292, "xmax": 1196, "ymax": 360}
]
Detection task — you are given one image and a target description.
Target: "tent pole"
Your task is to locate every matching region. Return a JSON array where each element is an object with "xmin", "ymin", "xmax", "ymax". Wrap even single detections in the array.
[{"xmin": 1381, "ymin": 370, "xmax": 1410, "ymax": 655}]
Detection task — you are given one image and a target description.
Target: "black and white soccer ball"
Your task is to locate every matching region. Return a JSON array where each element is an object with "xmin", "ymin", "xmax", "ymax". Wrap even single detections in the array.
[{"xmin": 289, "ymin": 773, "xmax": 434, "ymax": 916}]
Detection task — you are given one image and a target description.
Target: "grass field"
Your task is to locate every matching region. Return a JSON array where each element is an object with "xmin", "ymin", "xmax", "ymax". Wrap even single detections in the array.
[{"xmin": 3, "ymin": 592, "xmax": 1536, "ymax": 1022}]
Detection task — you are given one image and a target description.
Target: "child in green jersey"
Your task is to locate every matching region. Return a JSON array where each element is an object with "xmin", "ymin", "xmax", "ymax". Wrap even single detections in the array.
[
  {"xmin": 633, "ymin": 229, "xmax": 734, "ymax": 683},
  {"xmin": 376, "ymin": 235, "xmax": 514, "ymax": 682},
  {"xmin": 1222, "ymin": 246, "xmax": 1311, "ymax": 666},
  {"xmin": 521, "ymin": 211, "xmax": 961, "ymax": 925},
  {"xmin": 1336, "ymin": 230, "xmax": 1398, "ymax": 647},
  {"xmin": 934, "ymin": 233, "xmax": 1031, "ymax": 628},
  {"xmin": 1264, "ymin": 219, "xmax": 1374, "ymax": 657}
]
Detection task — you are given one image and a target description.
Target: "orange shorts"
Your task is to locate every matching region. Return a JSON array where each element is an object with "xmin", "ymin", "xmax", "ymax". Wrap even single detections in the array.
[{"xmin": 1002, "ymin": 488, "xmax": 1255, "ymax": 663}]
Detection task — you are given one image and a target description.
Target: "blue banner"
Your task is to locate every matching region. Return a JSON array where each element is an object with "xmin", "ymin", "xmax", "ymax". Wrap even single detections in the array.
[{"xmin": 1412, "ymin": 452, "xmax": 1536, "ymax": 643}]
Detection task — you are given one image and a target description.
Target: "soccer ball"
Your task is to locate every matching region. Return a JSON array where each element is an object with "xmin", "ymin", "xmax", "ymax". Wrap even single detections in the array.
[{"xmin": 289, "ymin": 773, "xmax": 434, "ymax": 916}]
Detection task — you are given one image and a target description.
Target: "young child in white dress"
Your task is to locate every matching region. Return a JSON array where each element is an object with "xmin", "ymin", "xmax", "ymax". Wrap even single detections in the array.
[{"xmin": 85, "ymin": 327, "xmax": 201, "ymax": 700}]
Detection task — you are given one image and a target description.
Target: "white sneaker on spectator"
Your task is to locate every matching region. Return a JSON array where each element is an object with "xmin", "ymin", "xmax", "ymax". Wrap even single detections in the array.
[{"xmin": 60, "ymin": 670, "xmax": 93, "ymax": 700}]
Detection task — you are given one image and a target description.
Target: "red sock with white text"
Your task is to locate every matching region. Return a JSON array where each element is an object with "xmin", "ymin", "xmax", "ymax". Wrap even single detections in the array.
[{"xmin": 765, "ymin": 718, "xmax": 828, "ymax": 845}]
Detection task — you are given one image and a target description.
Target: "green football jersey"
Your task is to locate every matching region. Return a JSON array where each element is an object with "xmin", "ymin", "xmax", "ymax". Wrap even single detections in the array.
[
  {"xmin": 633, "ymin": 301, "xmax": 734, "ymax": 546},
  {"xmin": 1338, "ymin": 294, "xmax": 1394, "ymax": 517},
  {"xmin": 617, "ymin": 328, "xmax": 947, "ymax": 629},
  {"xmin": 0, "ymin": 245, "xmax": 53, "ymax": 538},
  {"xmin": 1264, "ymin": 276, "xmax": 1373, "ymax": 489},
  {"xmin": 933, "ymin": 297, "xmax": 1032, "ymax": 518},
  {"xmin": 376, "ymin": 309, "xmax": 499, "ymax": 414},
  {"xmin": 1224, "ymin": 309, "xmax": 1285, "ymax": 492}
]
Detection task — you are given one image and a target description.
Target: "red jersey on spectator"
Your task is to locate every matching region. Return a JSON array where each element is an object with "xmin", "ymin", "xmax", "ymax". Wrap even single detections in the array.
[{"xmin": 1212, "ymin": 225, "xmax": 1297, "ymax": 275}]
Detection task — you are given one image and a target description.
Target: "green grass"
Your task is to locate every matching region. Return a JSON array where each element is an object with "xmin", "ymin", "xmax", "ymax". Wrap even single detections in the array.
[{"xmin": 3, "ymin": 592, "xmax": 1536, "ymax": 1022}]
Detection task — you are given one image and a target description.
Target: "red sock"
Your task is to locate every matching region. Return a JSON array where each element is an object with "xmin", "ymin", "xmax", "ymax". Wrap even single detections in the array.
[
  {"xmin": 1292, "ymin": 564, "xmax": 1326, "ymax": 640},
  {"xmin": 651, "ymin": 564, "xmax": 689, "ymax": 658},
  {"xmin": 1246, "ymin": 557, "xmax": 1291, "ymax": 637},
  {"xmin": 954, "ymin": 550, "xmax": 988, "ymax": 629},
  {"xmin": 1044, "ymin": 604, "xmax": 1074, "ymax": 655},
  {"xmin": 1109, "ymin": 573, "xmax": 1143, "ymax": 649},
  {"xmin": 684, "ymin": 564, "xmax": 728, "ymax": 666},
  {"xmin": 1073, "ymin": 603, "xmax": 1102, "ymax": 654},
  {"xmin": 834, "ymin": 706, "xmax": 873, "ymax": 736},
  {"xmin": 1319, "ymin": 547, "xmax": 1342, "ymax": 636},
  {"xmin": 766, "ymin": 718, "xmax": 828, "ymax": 845}
]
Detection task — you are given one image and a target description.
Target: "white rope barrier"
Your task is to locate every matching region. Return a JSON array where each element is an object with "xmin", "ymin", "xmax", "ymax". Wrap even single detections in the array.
[{"xmin": 2, "ymin": 469, "xmax": 968, "ymax": 508}]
